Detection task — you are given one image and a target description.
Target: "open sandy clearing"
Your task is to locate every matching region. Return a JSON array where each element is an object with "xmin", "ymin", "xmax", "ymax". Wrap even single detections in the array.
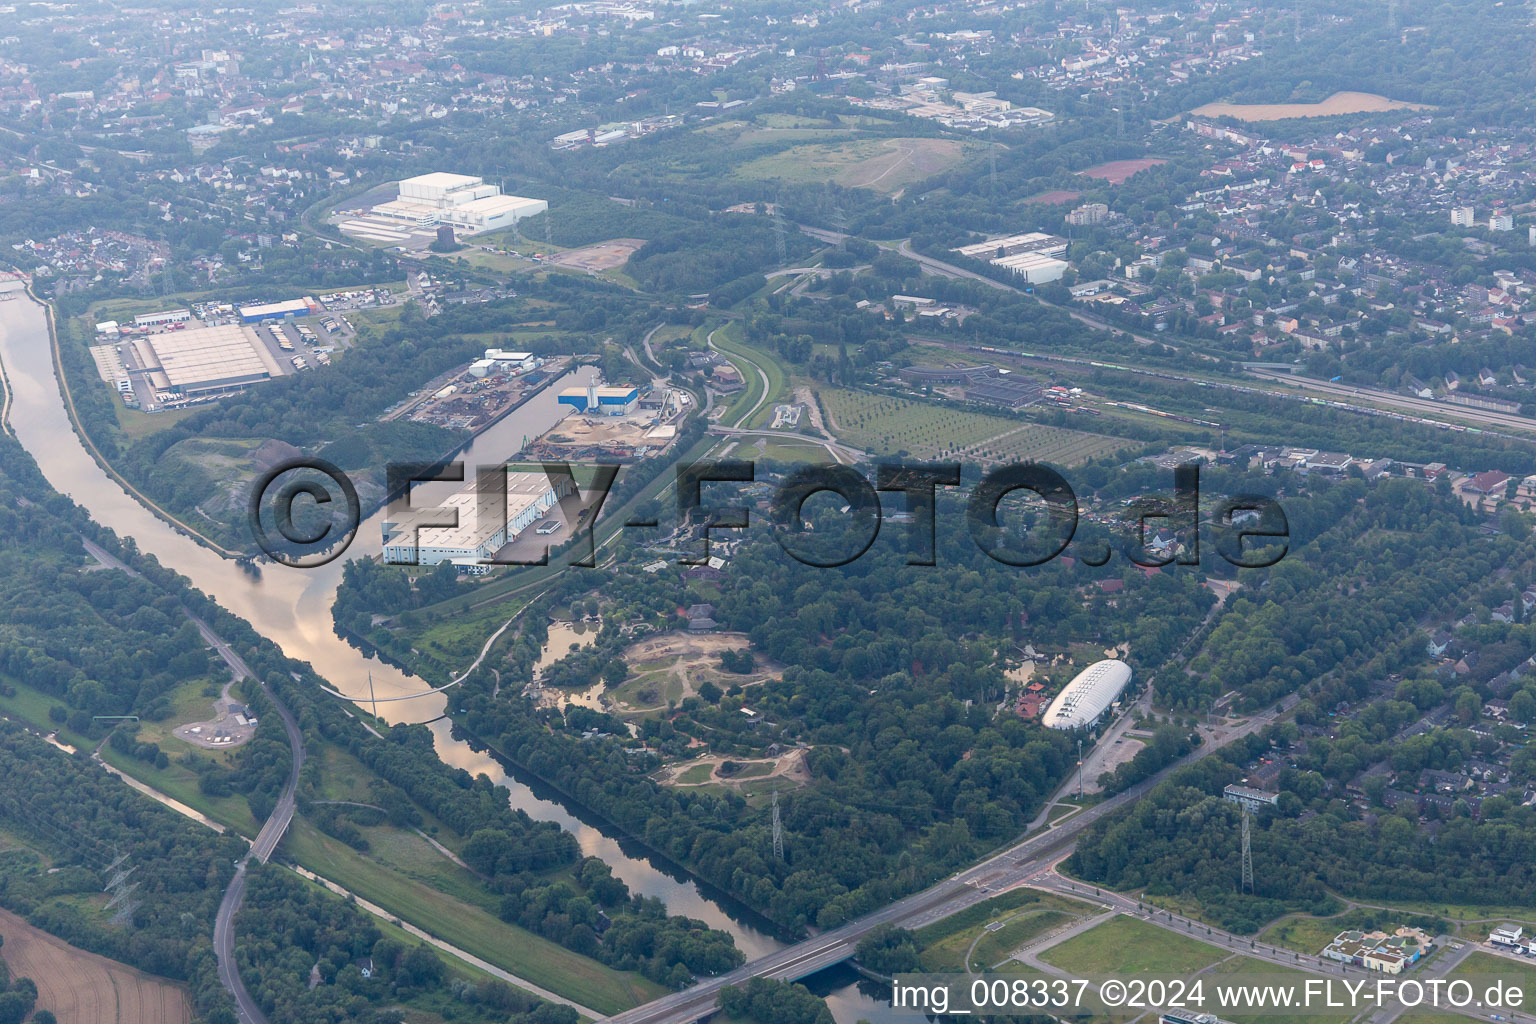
[
  {"xmin": 614, "ymin": 631, "xmax": 778, "ymax": 711},
  {"xmin": 549, "ymin": 238, "xmax": 645, "ymax": 272},
  {"xmin": 0, "ymin": 906, "xmax": 191, "ymax": 1024},
  {"xmin": 659, "ymin": 747, "xmax": 812, "ymax": 789}
]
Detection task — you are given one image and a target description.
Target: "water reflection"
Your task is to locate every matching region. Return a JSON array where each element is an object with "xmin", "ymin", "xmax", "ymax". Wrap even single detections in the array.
[
  {"xmin": 804, "ymin": 964, "xmax": 929, "ymax": 1024},
  {"xmin": 0, "ymin": 282, "xmax": 783, "ymax": 955}
]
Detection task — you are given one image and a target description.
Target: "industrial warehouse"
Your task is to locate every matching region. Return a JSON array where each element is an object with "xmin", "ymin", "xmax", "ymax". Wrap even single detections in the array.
[
  {"xmin": 1040, "ymin": 659, "xmax": 1133, "ymax": 729},
  {"xmin": 88, "ymin": 296, "xmax": 353, "ymax": 411},
  {"xmin": 951, "ymin": 231, "xmax": 1071, "ymax": 284},
  {"xmin": 88, "ymin": 322, "xmax": 283, "ymax": 409},
  {"xmin": 336, "ymin": 172, "xmax": 548, "ymax": 245},
  {"xmin": 557, "ymin": 384, "xmax": 640, "ymax": 416},
  {"xmin": 381, "ymin": 470, "xmax": 575, "ymax": 568}
]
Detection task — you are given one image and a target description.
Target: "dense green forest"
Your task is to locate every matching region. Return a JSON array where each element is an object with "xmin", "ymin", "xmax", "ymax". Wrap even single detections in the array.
[
  {"xmin": 716, "ymin": 977, "xmax": 834, "ymax": 1024},
  {"xmin": 441, "ymin": 481, "xmax": 1217, "ymax": 934},
  {"xmin": 1177, "ymin": 477, "xmax": 1518, "ymax": 710},
  {"xmin": 234, "ymin": 865, "xmax": 579, "ymax": 1024},
  {"xmin": 1070, "ymin": 735, "xmax": 1536, "ymax": 935}
]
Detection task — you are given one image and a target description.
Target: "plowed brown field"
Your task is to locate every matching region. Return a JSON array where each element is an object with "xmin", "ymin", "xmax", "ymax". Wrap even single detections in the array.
[{"xmin": 0, "ymin": 907, "xmax": 191, "ymax": 1024}]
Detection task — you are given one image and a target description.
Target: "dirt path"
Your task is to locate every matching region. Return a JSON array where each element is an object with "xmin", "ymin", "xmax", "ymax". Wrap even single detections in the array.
[
  {"xmin": 795, "ymin": 386, "xmax": 832, "ymax": 438},
  {"xmin": 849, "ymin": 141, "xmax": 916, "ymax": 189}
]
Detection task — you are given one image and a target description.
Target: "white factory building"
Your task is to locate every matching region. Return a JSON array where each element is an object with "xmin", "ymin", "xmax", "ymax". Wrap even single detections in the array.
[
  {"xmin": 468, "ymin": 349, "xmax": 541, "ymax": 377},
  {"xmin": 1040, "ymin": 659, "xmax": 1132, "ymax": 729},
  {"xmin": 952, "ymin": 232, "xmax": 1071, "ymax": 284},
  {"xmin": 381, "ymin": 469, "xmax": 574, "ymax": 567},
  {"xmin": 371, "ymin": 172, "xmax": 548, "ymax": 237}
]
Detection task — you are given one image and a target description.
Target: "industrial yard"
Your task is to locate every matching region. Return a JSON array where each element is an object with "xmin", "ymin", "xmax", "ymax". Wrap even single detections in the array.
[
  {"xmin": 523, "ymin": 384, "xmax": 689, "ymax": 461},
  {"xmin": 398, "ymin": 349, "xmax": 567, "ymax": 432}
]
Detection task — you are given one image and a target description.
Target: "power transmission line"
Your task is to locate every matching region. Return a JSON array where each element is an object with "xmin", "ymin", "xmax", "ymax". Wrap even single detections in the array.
[
  {"xmin": 771, "ymin": 789, "xmax": 784, "ymax": 861},
  {"xmin": 1240, "ymin": 805, "xmax": 1254, "ymax": 893},
  {"xmin": 773, "ymin": 193, "xmax": 787, "ymax": 265}
]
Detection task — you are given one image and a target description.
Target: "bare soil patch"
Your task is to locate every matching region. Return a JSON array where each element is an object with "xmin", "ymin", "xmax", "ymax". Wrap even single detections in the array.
[
  {"xmin": 659, "ymin": 747, "xmax": 812, "ymax": 790},
  {"xmin": 550, "ymin": 238, "xmax": 645, "ymax": 272}
]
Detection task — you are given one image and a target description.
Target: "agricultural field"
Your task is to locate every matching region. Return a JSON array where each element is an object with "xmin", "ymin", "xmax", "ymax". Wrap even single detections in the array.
[
  {"xmin": 1188, "ymin": 91, "xmax": 1430, "ymax": 121},
  {"xmin": 1079, "ymin": 158, "xmax": 1169, "ymax": 184},
  {"xmin": 0, "ymin": 906, "xmax": 191, "ymax": 1024},
  {"xmin": 818, "ymin": 388, "xmax": 1125, "ymax": 465},
  {"xmin": 959, "ymin": 422, "xmax": 1128, "ymax": 466}
]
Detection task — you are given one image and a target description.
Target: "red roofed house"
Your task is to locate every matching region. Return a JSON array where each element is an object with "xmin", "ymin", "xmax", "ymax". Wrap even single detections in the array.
[{"xmin": 1465, "ymin": 470, "xmax": 1511, "ymax": 495}]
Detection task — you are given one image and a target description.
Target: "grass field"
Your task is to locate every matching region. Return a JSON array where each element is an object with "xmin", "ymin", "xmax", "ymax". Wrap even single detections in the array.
[
  {"xmin": 111, "ymin": 401, "xmax": 198, "ymax": 440},
  {"xmin": 708, "ymin": 323, "xmax": 786, "ymax": 428},
  {"xmin": 755, "ymin": 439, "xmax": 835, "ymax": 463},
  {"xmin": 1041, "ymin": 915, "xmax": 1227, "ymax": 976},
  {"xmin": 819, "ymin": 388, "xmax": 1124, "ymax": 464},
  {"xmin": 288, "ymin": 869, "xmax": 559, "ymax": 1023},
  {"xmin": 1260, "ymin": 913, "xmax": 1351, "ymax": 956},
  {"xmin": 130, "ymin": 675, "xmax": 227, "ymax": 749},
  {"xmin": 1203, "ymin": 956, "xmax": 1352, "ymax": 1024},
  {"xmin": 674, "ymin": 763, "xmax": 714, "ymax": 784},
  {"xmin": 927, "ymin": 909, "xmax": 1076, "ymax": 971},
  {"xmin": 916, "ymin": 890, "xmax": 1099, "ymax": 973},
  {"xmin": 730, "ymin": 137, "xmax": 967, "ymax": 194},
  {"xmin": 1451, "ymin": 951, "xmax": 1536, "ymax": 993},
  {"xmin": 97, "ymin": 745, "xmax": 262, "ymax": 835},
  {"xmin": 0, "ymin": 672, "xmax": 256, "ymax": 831},
  {"xmin": 0, "ymin": 673, "xmax": 85, "ymax": 746},
  {"xmin": 287, "ymin": 820, "xmax": 666, "ymax": 1015},
  {"xmin": 398, "ymin": 590, "xmax": 535, "ymax": 674}
]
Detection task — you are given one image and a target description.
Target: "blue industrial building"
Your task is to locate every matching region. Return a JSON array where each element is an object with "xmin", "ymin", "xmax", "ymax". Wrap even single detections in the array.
[{"xmin": 558, "ymin": 385, "xmax": 639, "ymax": 416}]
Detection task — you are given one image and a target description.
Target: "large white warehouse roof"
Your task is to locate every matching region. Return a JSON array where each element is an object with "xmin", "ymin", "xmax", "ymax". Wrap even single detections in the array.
[{"xmin": 1041, "ymin": 659, "xmax": 1132, "ymax": 729}]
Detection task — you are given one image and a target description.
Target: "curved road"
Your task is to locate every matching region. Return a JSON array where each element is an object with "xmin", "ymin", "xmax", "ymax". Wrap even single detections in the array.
[
  {"xmin": 205, "ymin": 622, "xmax": 305, "ymax": 1024},
  {"xmin": 708, "ymin": 327, "xmax": 773, "ymax": 429}
]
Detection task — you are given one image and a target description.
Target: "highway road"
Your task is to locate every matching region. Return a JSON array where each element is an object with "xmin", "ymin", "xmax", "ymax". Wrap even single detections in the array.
[
  {"xmin": 706, "ymin": 425, "xmax": 867, "ymax": 464},
  {"xmin": 601, "ymin": 699, "xmax": 1291, "ymax": 1024},
  {"xmin": 192, "ymin": 614, "xmax": 305, "ymax": 1024}
]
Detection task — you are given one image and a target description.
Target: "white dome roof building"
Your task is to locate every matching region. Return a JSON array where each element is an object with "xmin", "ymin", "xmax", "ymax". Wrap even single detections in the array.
[{"xmin": 1040, "ymin": 660, "xmax": 1132, "ymax": 730}]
